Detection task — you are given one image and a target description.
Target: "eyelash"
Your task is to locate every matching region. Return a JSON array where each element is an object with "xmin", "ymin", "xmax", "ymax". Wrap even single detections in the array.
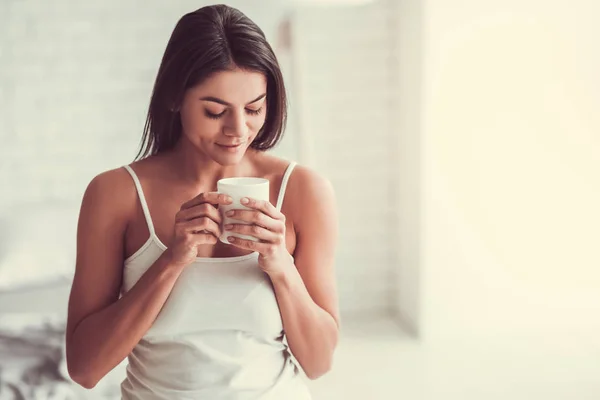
[{"xmin": 205, "ymin": 108, "xmax": 263, "ymax": 120}]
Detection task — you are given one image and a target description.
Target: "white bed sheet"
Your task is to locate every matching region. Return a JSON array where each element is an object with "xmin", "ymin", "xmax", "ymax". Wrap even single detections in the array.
[{"xmin": 0, "ymin": 281, "xmax": 126, "ymax": 400}]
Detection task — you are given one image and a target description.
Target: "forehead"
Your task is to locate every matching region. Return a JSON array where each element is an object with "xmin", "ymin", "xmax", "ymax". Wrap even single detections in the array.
[{"xmin": 190, "ymin": 68, "xmax": 267, "ymax": 104}]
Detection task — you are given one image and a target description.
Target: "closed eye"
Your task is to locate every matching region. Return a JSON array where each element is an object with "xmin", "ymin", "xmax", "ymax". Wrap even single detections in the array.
[
  {"xmin": 205, "ymin": 110, "xmax": 226, "ymax": 119},
  {"xmin": 205, "ymin": 108, "xmax": 263, "ymax": 120},
  {"xmin": 245, "ymin": 107, "xmax": 263, "ymax": 116}
]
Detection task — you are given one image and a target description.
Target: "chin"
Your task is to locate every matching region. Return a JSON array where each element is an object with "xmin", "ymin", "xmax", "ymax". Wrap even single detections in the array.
[{"xmin": 210, "ymin": 142, "xmax": 252, "ymax": 165}]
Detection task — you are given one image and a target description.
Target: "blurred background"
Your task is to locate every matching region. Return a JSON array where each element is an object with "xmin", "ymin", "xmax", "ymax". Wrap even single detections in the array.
[{"xmin": 0, "ymin": 0, "xmax": 599, "ymax": 399}]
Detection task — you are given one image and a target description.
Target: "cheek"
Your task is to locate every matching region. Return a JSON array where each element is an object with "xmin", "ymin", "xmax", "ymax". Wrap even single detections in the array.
[
  {"xmin": 249, "ymin": 109, "xmax": 267, "ymax": 131},
  {"xmin": 180, "ymin": 109, "xmax": 197, "ymax": 132},
  {"xmin": 250, "ymin": 117, "xmax": 266, "ymax": 131},
  {"xmin": 181, "ymin": 111, "xmax": 220, "ymax": 136}
]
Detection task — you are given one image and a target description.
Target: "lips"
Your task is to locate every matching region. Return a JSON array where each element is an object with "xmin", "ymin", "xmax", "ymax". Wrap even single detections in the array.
[
  {"xmin": 218, "ymin": 143, "xmax": 243, "ymax": 147},
  {"xmin": 216, "ymin": 142, "xmax": 245, "ymax": 152}
]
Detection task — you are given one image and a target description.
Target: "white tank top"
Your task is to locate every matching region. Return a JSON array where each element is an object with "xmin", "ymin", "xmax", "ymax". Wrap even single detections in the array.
[{"xmin": 120, "ymin": 162, "xmax": 311, "ymax": 400}]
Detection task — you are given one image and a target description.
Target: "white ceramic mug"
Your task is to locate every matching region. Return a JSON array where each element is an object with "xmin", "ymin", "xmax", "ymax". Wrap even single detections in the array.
[{"xmin": 217, "ymin": 177, "xmax": 270, "ymax": 244}]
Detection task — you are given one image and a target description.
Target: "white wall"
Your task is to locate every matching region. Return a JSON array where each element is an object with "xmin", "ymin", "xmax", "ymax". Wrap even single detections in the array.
[
  {"xmin": 0, "ymin": 1, "xmax": 296, "ymax": 212},
  {"xmin": 422, "ymin": 0, "xmax": 600, "ymax": 341},
  {"xmin": 291, "ymin": 1, "xmax": 399, "ymax": 316}
]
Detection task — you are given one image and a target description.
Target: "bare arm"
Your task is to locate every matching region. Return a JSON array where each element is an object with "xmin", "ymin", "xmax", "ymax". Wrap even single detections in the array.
[
  {"xmin": 65, "ymin": 170, "xmax": 184, "ymax": 388},
  {"xmin": 268, "ymin": 168, "xmax": 340, "ymax": 379},
  {"xmin": 66, "ymin": 169, "xmax": 230, "ymax": 388}
]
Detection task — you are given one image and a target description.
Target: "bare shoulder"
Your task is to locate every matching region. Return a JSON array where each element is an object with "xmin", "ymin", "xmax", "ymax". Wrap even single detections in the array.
[
  {"xmin": 288, "ymin": 164, "xmax": 334, "ymax": 195},
  {"xmin": 285, "ymin": 164, "xmax": 337, "ymax": 231},
  {"xmin": 78, "ymin": 165, "xmax": 142, "ymax": 246},
  {"xmin": 86, "ymin": 166, "xmax": 136, "ymax": 195},
  {"xmin": 82, "ymin": 166, "xmax": 137, "ymax": 221}
]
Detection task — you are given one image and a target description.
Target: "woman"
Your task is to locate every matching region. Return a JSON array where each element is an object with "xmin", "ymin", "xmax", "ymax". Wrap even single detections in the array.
[{"xmin": 65, "ymin": 4, "xmax": 339, "ymax": 399}]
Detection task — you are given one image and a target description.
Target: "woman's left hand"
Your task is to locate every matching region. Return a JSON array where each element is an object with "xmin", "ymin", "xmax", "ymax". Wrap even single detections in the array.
[{"xmin": 224, "ymin": 197, "xmax": 292, "ymax": 275}]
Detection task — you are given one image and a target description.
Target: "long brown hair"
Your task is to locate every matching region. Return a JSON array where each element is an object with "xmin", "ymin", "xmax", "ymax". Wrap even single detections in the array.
[{"xmin": 135, "ymin": 4, "xmax": 287, "ymax": 160}]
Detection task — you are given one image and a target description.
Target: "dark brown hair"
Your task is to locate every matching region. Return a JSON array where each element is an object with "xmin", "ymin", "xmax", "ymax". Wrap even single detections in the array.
[{"xmin": 135, "ymin": 4, "xmax": 287, "ymax": 160}]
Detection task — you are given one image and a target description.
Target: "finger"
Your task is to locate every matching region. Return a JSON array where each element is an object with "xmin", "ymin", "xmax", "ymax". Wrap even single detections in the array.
[
  {"xmin": 176, "ymin": 203, "xmax": 222, "ymax": 224},
  {"xmin": 226, "ymin": 235, "xmax": 270, "ymax": 254},
  {"xmin": 240, "ymin": 197, "xmax": 283, "ymax": 221},
  {"xmin": 181, "ymin": 192, "xmax": 233, "ymax": 210},
  {"xmin": 174, "ymin": 225, "xmax": 220, "ymax": 245},
  {"xmin": 225, "ymin": 209, "xmax": 285, "ymax": 233},
  {"xmin": 224, "ymin": 223, "xmax": 280, "ymax": 243},
  {"xmin": 192, "ymin": 232, "xmax": 218, "ymax": 245},
  {"xmin": 181, "ymin": 217, "xmax": 221, "ymax": 238}
]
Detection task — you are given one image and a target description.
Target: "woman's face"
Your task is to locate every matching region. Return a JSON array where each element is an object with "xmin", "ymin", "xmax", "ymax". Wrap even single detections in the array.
[{"xmin": 178, "ymin": 68, "xmax": 268, "ymax": 165}]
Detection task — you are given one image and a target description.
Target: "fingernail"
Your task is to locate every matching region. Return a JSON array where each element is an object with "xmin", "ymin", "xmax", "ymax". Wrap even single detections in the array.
[
  {"xmin": 224, "ymin": 224, "xmax": 233, "ymax": 230},
  {"xmin": 226, "ymin": 210, "xmax": 234, "ymax": 217},
  {"xmin": 240, "ymin": 197, "xmax": 249, "ymax": 204},
  {"xmin": 226, "ymin": 196, "xmax": 233, "ymax": 202}
]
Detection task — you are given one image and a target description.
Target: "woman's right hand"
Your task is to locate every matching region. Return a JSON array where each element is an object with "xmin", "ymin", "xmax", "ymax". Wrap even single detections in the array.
[{"xmin": 165, "ymin": 192, "xmax": 233, "ymax": 268}]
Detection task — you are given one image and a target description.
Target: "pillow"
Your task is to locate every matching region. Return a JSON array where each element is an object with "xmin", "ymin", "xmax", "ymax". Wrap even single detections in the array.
[
  {"xmin": 0, "ymin": 314, "xmax": 73, "ymax": 399},
  {"xmin": 0, "ymin": 314, "xmax": 125, "ymax": 400},
  {"xmin": 0, "ymin": 201, "xmax": 79, "ymax": 292}
]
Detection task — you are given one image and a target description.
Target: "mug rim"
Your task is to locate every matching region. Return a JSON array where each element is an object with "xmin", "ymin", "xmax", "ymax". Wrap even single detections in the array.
[{"xmin": 217, "ymin": 177, "xmax": 269, "ymax": 187}]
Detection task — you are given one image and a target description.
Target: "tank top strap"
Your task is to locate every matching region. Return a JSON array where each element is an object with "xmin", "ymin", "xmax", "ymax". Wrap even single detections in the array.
[
  {"xmin": 275, "ymin": 161, "xmax": 297, "ymax": 211},
  {"xmin": 123, "ymin": 165, "xmax": 156, "ymax": 236}
]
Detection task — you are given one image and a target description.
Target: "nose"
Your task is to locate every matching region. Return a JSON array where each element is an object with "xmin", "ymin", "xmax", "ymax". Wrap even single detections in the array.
[{"xmin": 223, "ymin": 109, "xmax": 248, "ymax": 138}]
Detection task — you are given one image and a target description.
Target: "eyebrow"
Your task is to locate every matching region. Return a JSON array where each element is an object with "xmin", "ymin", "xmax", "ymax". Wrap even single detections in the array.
[{"xmin": 200, "ymin": 93, "xmax": 266, "ymax": 107}]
